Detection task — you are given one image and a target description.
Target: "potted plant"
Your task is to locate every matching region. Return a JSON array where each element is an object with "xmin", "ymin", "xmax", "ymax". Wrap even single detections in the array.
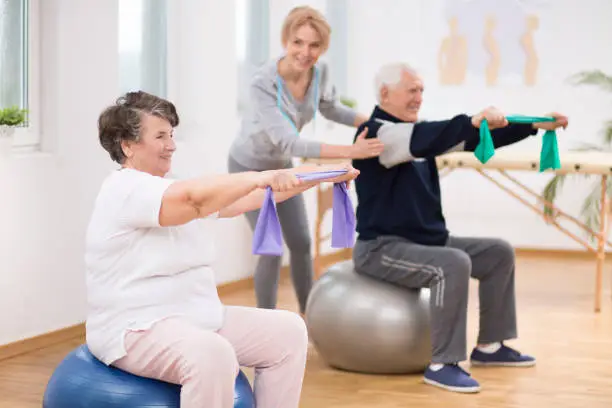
[
  {"xmin": 339, "ymin": 96, "xmax": 357, "ymax": 109},
  {"xmin": 542, "ymin": 70, "xmax": 612, "ymax": 241},
  {"xmin": 324, "ymin": 96, "xmax": 358, "ymax": 131},
  {"xmin": 0, "ymin": 105, "xmax": 28, "ymax": 155}
]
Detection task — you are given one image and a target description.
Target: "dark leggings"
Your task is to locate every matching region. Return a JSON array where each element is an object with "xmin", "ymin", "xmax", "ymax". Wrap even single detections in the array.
[{"xmin": 227, "ymin": 155, "xmax": 313, "ymax": 314}]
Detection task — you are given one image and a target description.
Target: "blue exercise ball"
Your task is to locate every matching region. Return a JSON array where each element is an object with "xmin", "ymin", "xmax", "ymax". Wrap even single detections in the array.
[{"xmin": 43, "ymin": 344, "xmax": 255, "ymax": 408}]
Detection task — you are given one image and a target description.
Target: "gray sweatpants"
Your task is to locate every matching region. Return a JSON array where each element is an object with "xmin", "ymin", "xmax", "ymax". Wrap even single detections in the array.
[
  {"xmin": 227, "ymin": 155, "xmax": 313, "ymax": 314},
  {"xmin": 353, "ymin": 235, "xmax": 518, "ymax": 364}
]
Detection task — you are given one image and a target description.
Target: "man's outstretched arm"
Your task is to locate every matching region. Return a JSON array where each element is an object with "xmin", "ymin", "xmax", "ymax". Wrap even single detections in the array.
[
  {"xmin": 463, "ymin": 123, "xmax": 537, "ymax": 152},
  {"xmin": 374, "ymin": 108, "xmax": 567, "ymax": 168},
  {"xmin": 376, "ymin": 114, "xmax": 479, "ymax": 168}
]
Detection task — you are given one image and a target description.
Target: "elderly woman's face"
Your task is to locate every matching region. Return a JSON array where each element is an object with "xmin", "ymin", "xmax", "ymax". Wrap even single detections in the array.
[
  {"xmin": 123, "ymin": 113, "xmax": 176, "ymax": 177},
  {"xmin": 284, "ymin": 24, "xmax": 324, "ymax": 74}
]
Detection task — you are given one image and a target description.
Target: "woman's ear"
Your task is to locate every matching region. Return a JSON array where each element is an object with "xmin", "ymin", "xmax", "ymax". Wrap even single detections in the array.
[{"xmin": 121, "ymin": 139, "xmax": 133, "ymax": 159}]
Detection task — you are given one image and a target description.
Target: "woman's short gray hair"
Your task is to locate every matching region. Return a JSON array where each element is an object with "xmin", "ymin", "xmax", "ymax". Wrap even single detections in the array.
[
  {"xmin": 97, "ymin": 91, "xmax": 179, "ymax": 164},
  {"xmin": 374, "ymin": 62, "xmax": 417, "ymax": 102}
]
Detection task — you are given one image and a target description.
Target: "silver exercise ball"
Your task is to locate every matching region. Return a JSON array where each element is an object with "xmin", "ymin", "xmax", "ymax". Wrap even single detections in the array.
[{"xmin": 305, "ymin": 260, "xmax": 432, "ymax": 374}]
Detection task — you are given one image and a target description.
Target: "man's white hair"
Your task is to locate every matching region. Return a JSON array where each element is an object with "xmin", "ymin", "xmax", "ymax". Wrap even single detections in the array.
[{"xmin": 374, "ymin": 62, "xmax": 418, "ymax": 103}]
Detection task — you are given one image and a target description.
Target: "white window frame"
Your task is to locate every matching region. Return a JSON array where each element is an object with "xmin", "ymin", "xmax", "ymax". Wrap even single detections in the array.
[
  {"xmin": 237, "ymin": 0, "xmax": 269, "ymax": 113},
  {"xmin": 118, "ymin": 0, "xmax": 168, "ymax": 98},
  {"xmin": 141, "ymin": 0, "xmax": 168, "ymax": 98},
  {"xmin": 325, "ymin": 0, "xmax": 348, "ymax": 99},
  {"xmin": 12, "ymin": 0, "xmax": 41, "ymax": 153}
]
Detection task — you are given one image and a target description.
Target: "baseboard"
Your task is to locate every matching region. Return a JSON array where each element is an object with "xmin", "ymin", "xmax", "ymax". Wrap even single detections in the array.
[
  {"xmin": 0, "ymin": 247, "xmax": 605, "ymax": 362},
  {"xmin": 515, "ymin": 247, "xmax": 612, "ymax": 259},
  {"xmin": 0, "ymin": 323, "xmax": 85, "ymax": 362},
  {"xmin": 216, "ymin": 265, "xmax": 291, "ymax": 296},
  {"xmin": 217, "ymin": 274, "xmax": 256, "ymax": 296}
]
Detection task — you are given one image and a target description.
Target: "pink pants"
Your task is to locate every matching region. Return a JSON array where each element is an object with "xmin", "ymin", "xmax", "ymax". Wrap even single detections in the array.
[{"xmin": 112, "ymin": 306, "xmax": 308, "ymax": 408}]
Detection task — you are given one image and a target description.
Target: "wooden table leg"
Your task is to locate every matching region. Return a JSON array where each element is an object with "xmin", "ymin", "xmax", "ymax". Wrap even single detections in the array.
[
  {"xmin": 314, "ymin": 184, "xmax": 322, "ymax": 278},
  {"xmin": 595, "ymin": 175, "xmax": 609, "ymax": 312}
]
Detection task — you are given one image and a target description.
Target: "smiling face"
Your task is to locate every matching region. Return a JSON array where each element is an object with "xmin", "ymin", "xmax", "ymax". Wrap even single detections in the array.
[
  {"xmin": 379, "ymin": 70, "xmax": 424, "ymax": 123},
  {"xmin": 283, "ymin": 23, "xmax": 325, "ymax": 74},
  {"xmin": 280, "ymin": 6, "xmax": 330, "ymax": 76},
  {"xmin": 98, "ymin": 91, "xmax": 180, "ymax": 175},
  {"xmin": 121, "ymin": 113, "xmax": 176, "ymax": 177}
]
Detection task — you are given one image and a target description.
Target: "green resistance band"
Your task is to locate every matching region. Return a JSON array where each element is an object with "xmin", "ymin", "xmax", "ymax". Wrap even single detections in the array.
[{"xmin": 474, "ymin": 115, "xmax": 561, "ymax": 172}]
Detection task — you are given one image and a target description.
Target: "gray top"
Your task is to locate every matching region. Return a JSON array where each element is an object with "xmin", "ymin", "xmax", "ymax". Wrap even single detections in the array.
[
  {"xmin": 229, "ymin": 57, "xmax": 358, "ymax": 170},
  {"xmin": 373, "ymin": 118, "xmax": 464, "ymax": 169}
]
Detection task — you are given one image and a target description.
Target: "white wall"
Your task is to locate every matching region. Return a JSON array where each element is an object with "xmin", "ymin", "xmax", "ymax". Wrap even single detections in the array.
[
  {"xmin": 0, "ymin": 0, "xmax": 118, "ymax": 346},
  {"xmin": 422, "ymin": 0, "xmax": 612, "ymax": 250},
  {"xmin": 165, "ymin": 0, "xmax": 259, "ymax": 285},
  {"xmin": 0, "ymin": 0, "xmax": 260, "ymax": 347},
  {"xmin": 2, "ymin": 0, "xmax": 611, "ymax": 347}
]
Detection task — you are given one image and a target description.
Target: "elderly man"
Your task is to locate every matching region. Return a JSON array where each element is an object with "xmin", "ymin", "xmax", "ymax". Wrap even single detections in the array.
[{"xmin": 351, "ymin": 62, "xmax": 568, "ymax": 393}]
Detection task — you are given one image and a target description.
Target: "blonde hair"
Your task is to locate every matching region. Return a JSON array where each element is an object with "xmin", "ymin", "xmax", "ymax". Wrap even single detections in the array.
[{"xmin": 281, "ymin": 6, "xmax": 331, "ymax": 52}]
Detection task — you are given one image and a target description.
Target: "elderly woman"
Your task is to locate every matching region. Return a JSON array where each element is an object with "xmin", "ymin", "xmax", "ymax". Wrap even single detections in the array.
[
  {"xmin": 228, "ymin": 6, "xmax": 382, "ymax": 317},
  {"xmin": 85, "ymin": 91, "xmax": 359, "ymax": 408}
]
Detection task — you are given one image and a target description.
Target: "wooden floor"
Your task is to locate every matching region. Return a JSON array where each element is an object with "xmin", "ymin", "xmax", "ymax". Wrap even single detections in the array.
[{"xmin": 2, "ymin": 252, "xmax": 612, "ymax": 407}]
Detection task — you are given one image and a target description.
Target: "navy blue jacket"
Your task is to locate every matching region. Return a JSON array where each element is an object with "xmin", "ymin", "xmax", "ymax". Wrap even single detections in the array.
[{"xmin": 351, "ymin": 106, "xmax": 538, "ymax": 246}]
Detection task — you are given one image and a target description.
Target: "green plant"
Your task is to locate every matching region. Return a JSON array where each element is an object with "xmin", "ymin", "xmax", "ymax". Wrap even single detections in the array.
[
  {"xmin": 0, "ymin": 106, "xmax": 28, "ymax": 126},
  {"xmin": 542, "ymin": 70, "xmax": 612, "ymax": 238},
  {"xmin": 339, "ymin": 96, "xmax": 357, "ymax": 109}
]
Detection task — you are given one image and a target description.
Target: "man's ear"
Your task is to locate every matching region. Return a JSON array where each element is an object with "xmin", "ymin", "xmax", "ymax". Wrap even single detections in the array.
[{"xmin": 379, "ymin": 86, "xmax": 389, "ymax": 103}]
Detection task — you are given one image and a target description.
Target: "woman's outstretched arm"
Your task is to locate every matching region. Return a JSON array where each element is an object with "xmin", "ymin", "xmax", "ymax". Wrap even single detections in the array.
[
  {"xmin": 158, "ymin": 164, "xmax": 359, "ymax": 225},
  {"xmin": 157, "ymin": 171, "xmax": 279, "ymax": 226}
]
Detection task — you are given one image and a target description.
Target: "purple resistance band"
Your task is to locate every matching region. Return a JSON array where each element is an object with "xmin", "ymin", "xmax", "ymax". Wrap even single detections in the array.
[{"xmin": 252, "ymin": 171, "xmax": 356, "ymax": 256}]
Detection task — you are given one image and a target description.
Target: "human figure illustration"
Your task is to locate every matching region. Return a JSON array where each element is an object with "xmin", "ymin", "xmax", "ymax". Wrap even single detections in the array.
[
  {"xmin": 438, "ymin": 16, "xmax": 468, "ymax": 86},
  {"xmin": 520, "ymin": 14, "xmax": 539, "ymax": 86},
  {"xmin": 483, "ymin": 15, "xmax": 500, "ymax": 87}
]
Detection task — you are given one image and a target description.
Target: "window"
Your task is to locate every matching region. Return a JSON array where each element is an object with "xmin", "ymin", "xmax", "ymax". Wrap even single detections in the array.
[
  {"xmin": 119, "ymin": 0, "xmax": 168, "ymax": 98},
  {"xmin": 0, "ymin": 0, "xmax": 27, "ymax": 114},
  {"xmin": 0, "ymin": 0, "xmax": 39, "ymax": 150},
  {"xmin": 325, "ymin": 0, "xmax": 348, "ymax": 99},
  {"xmin": 236, "ymin": 0, "xmax": 269, "ymax": 113}
]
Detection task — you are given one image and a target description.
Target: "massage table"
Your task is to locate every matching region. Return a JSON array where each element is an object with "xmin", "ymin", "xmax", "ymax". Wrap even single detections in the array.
[{"xmin": 436, "ymin": 150, "xmax": 612, "ymax": 312}]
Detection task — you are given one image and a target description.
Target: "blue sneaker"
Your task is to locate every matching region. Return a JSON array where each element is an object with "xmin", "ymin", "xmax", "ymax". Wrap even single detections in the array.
[
  {"xmin": 423, "ymin": 364, "xmax": 481, "ymax": 393},
  {"xmin": 470, "ymin": 343, "xmax": 536, "ymax": 367}
]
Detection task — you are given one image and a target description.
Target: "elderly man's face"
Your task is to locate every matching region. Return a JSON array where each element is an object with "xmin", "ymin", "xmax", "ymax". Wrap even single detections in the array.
[{"xmin": 380, "ymin": 70, "xmax": 424, "ymax": 122}]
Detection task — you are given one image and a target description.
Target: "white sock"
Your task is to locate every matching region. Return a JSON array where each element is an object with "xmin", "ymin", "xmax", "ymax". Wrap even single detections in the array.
[
  {"xmin": 477, "ymin": 342, "xmax": 502, "ymax": 353},
  {"xmin": 429, "ymin": 363, "xmax": 445, "ymax": 371}
]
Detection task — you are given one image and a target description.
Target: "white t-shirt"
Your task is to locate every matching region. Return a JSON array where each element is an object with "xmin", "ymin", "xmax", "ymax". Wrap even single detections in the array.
[{"xmin": 84, "ymin": 168, "xmax": 225, "ymax": 365}]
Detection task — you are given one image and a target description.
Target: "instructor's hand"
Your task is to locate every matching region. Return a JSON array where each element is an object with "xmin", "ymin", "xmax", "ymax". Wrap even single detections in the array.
[
  {"xmin": 350, "ymin": 127, "xmax": 385, "ymax": 159},
  {"xmin": 472, "ymin": 106, "xmax": 509, "ymax": 130}
]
